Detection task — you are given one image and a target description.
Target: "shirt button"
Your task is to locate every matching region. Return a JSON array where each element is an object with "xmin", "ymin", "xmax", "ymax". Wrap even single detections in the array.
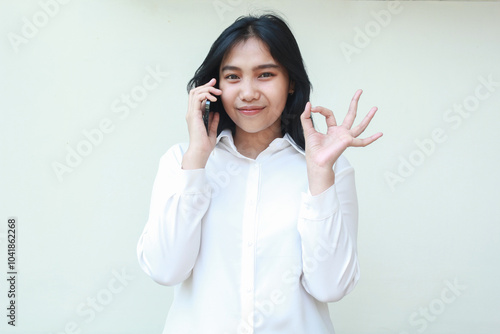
[{"xmin": 247, "ymin": 241, "xmax": 253, "ymax": 247}]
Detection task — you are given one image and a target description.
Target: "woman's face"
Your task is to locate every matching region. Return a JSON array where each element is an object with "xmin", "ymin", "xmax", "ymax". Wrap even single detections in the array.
[{"xmin": 219, "ymin": 37, "xmax": 292, "ymax": 138}]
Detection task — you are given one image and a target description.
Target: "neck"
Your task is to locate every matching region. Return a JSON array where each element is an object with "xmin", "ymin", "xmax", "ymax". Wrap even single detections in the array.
[{"xmin": 234, "ymin": 123, "xmax": 282, "ymax": 159}]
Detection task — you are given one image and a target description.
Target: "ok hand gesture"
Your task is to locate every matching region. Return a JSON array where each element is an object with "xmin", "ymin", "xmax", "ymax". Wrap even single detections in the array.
[{"xmin": 300, "ymin": 89, "xmax": 382, "ymax": 195}]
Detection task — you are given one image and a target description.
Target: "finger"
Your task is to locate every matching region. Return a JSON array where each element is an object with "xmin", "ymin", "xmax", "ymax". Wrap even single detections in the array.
[
  {"xmin": 199, "ymin": 93, "xmax": 218, "ymax": 109},
  {"xmin": 342, "ymin": 89, "xmax": 362, "ymax": 128},
  {"xmin": 198, "ymin": 89, "xmax": 221, "ymax": 103},
  {"xmin": 300, "ymin": 102, "xmax": 315, "ymax": 135},
  {"xmin": 351, "ymin": 106, "xmax": 378, "ymax": 137},
  {"xmin": 206, "ymin": 78, "xmax": 222, "ymax": 96},
  {"xmin": 190, "ymin": 79, "xmax": 222, "ymax": 99},
  {"xmin": 350, "ymin": 132, "xmax": 383, "ymax": 147},
  {"xmin": 199, "ymin": 99, "xmax": 207, "ymax": 115},
  {"xmin": 197, "ymin": 91, "xmax": 221, "ymax": 114},
  {"xmin": 204, "ymin": 79, "xmax": 222, "ymax": 95},
  {"xmin": 203, "ymin": 78, "xmax": 217, "ymax": 87},
  {"xmin": 310, "ymin": 105, "xmax": 337, "ymax": 127},
  {"xmin": 208, "ymin": 86, "xmax": 222, "ymax": 97},
  {"xmin": 208, "ymin": 112, "xmax": 220, "ymax": 138}
]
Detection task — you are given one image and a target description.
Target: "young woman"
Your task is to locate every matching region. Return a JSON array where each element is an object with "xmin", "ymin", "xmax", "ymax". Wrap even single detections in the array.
[{"xmin": 137, "ymin": 14, "xmax": 382, "ymax": 334}]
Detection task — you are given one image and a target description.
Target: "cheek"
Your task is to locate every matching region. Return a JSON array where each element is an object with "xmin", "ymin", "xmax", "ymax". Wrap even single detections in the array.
[
  {"xmin": 219, "ymin": 86, "xmax": 235, "ymax": 109},
  {"xmin": 264, "ymin": 81, "xmax": 289, "ymax": 103},
  {"xmin": 270, "ymin": 90, "xmax": 289, "ymax": 111},
  {"xmin": 220, "ymin": 94, "xmax": 231, "ymax": 112}
]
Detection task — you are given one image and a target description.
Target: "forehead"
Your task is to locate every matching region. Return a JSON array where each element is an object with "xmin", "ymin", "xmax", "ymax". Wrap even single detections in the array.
[{"xmin": 221, "ymin": 37, "xmax": 275, "ymax": 66}]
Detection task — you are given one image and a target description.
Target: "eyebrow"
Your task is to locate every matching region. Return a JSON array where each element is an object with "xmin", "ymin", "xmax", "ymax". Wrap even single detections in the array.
[{"xmin": 220, "ymin": 63, "xmax": 281, "ymax": 72}]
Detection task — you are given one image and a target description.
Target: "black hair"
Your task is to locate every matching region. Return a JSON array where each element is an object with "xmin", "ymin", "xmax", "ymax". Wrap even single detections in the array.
[{"xmin": 187, "ymin": 14, "xmax": 312, "ymax": 150}]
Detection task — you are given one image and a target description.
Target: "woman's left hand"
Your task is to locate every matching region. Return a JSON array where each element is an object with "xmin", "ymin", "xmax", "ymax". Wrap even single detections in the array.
[{"xmin": 300, "ymin": 89, "xmax": 383, "ymax": 195}]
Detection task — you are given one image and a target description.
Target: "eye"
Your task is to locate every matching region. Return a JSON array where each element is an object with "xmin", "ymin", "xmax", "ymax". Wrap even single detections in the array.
[
  {"xmin": 259, "ymin": 72, "xmax": 275, "ymax": 78},
  {"xmin": 225, "ymin": 74, "xmax": 239, "ymax": 80}
]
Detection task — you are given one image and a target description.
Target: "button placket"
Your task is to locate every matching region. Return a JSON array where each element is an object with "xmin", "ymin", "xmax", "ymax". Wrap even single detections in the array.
[{"xmin": 240, "ymin": 162, "xmax": 260, "ymax": 331}]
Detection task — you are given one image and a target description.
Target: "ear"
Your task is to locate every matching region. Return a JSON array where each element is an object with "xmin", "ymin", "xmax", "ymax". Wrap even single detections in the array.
[{"xmin": 288, "ymin": 81, "xmax": 295, "ymax": 94}]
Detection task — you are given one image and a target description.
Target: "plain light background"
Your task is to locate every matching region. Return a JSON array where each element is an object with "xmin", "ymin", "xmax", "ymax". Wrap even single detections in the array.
[{"xmin": 1, "ymin": 0, "xmax": 499, "ymax": 333}]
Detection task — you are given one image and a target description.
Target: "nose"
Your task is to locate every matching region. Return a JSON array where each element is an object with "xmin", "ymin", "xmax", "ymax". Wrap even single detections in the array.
[{"xmin": 239, "ymin": 78, "xmax": 260, "ymax": 101}]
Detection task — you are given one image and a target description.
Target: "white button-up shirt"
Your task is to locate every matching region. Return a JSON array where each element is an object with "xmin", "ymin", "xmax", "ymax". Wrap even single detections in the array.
[{"xmin": 137, "ymin": 129, "xmax": 360, "ymax": 334}]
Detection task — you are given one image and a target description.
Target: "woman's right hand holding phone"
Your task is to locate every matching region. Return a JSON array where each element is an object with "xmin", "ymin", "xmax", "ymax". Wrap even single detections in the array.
[{"xmin": 182, "ymin": 78, "xmax": 221, "ymax": 169}]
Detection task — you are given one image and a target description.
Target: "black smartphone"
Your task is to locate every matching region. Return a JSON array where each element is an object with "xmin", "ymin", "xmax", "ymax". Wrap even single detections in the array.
[{"xmin": 203, "ymin": 100, "xmax": 211, "ymax": 134}]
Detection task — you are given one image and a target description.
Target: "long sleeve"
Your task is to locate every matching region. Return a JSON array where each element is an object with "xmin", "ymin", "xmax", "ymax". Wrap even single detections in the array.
[
  {"xmin": 136, "ymin": 144, "xmax": 211, "ymax": 286},
  {"xmin": 297, "ymin": 155, "xmax": 360, "ymax": 303},
  {"xmin": 139, "ymin": 132, "xmax": 361, "ymax": 333}
]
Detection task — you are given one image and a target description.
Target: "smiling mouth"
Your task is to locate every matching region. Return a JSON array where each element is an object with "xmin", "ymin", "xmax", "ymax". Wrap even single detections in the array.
[{"xmin": 237, "ymin": 106, "xmax": 265, "ymax": 116}]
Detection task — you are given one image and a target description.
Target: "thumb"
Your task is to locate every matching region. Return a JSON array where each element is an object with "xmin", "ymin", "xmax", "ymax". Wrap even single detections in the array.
[{"xmin": 300, "ymin": 102, "xmax": 315, "ymax": 135}]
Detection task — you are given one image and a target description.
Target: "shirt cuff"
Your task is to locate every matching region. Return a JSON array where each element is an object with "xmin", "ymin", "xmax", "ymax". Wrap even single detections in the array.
[{"xmin": 299, "ymin": 183, "xmax": 340, "ymax": 221}]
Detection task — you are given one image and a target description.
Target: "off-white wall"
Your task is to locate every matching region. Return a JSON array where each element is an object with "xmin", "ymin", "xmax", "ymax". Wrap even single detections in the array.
[{"xmin": 1, "ymin": 0, "xmax": 499, "ymax": 333}]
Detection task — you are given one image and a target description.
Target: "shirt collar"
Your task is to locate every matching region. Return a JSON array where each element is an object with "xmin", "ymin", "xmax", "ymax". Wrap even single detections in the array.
[{"xmin": 216, "ymin": 129, "xmax": 305, "ymax": 156}]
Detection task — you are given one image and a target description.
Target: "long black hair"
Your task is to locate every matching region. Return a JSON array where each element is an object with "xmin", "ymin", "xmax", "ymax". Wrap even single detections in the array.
[{"xmin": 187, "ymin": 14, "xmax": 312, "ymax": 150}]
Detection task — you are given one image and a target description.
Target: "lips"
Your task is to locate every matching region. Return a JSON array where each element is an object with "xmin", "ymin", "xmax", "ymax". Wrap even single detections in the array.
[{"xmin": 237, "ymin": 106, "xmax": 265, "ymax": 116}]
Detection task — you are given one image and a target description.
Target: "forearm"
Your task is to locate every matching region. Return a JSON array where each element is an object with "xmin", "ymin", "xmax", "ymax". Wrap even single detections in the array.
[
  {"xmin": 299, "ymin": 162, "xmax": 360, "ymax": 302},
  {"xmin": 298, "ymin": 196, "xmax": 359, "ymax": 302},
  {"xmin": 306, "ymin": 161, "xmax": 336, "ymax": 196},
  {"xmin": 181, "ymin": 146, "xmax": 211, "ymax": 170},
  {"xmin": 137, "ymin": 189, "xmax": 209, "ymax": 285},
  {"xmin": 137, "ymin": 146, "xmax": 211, "ymax": 285}
]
